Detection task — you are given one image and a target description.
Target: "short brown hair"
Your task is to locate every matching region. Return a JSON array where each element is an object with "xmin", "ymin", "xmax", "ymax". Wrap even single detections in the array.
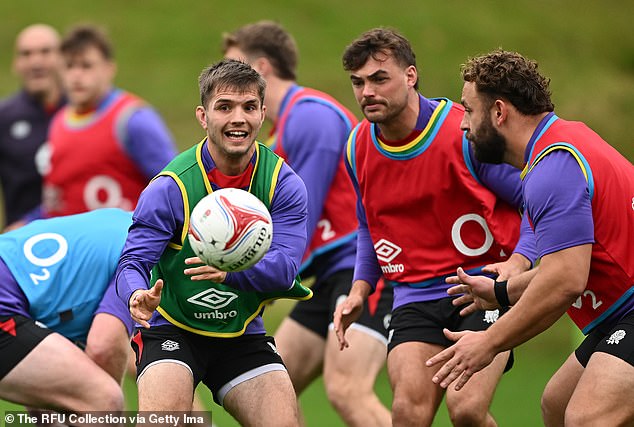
[
  {"xmin": 61, "ymin": 24, "xmax": 113, "ymax": 59},
  {"xmin": 222, "ymin": 20, "xmax": 297, "ymax": 81},
  {"xmin": 342, "ymin": 27, "xmax": 418, "ymax": 90},
  {"xmin": 198, "ymin": 59, "xmax": 266, "ymax": 109},
  {"xmin": 461, "ymin": 49, "xmax": 554, "ymax": 115}
]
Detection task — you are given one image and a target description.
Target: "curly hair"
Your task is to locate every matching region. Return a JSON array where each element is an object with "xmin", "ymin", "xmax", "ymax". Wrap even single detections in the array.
[{"xmin": 461, "ymin": 49, "xmax": 554, "ymax": 115}]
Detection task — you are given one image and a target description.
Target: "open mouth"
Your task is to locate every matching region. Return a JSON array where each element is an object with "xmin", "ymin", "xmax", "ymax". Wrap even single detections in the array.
[{"xmin": 225, "ymin": 130, "xmax": 248, "ymax": 140}]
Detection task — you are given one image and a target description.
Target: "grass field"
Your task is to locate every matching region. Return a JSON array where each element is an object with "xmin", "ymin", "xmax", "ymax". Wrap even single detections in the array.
[{"xmin": 0, "ymin": 1, "xmax": 632, "ymax": 425}]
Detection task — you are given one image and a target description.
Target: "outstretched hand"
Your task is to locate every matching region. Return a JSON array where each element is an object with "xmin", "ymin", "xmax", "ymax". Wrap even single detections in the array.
[
  {"xmin": 446, "ymin": 267, "xmax": 498, "ymax": 316},
  {"xmin": 333, "ymin": 294, "xmax": 364, "ymax": 351},
  {"xmin": 129, "ymin": 279, "xmax": 164, "ymax": 328},
  {"xmin": 425, "ymin": 328, "xmax": 497, "ymax": 390}
]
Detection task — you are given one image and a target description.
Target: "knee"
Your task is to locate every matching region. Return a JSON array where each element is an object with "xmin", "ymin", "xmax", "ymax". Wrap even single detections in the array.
[
  {"xmin": 541, "ymin": 381, "xmax": 566, "ymax": 426},
  {"xmin": 324, "ymin": 371, "xmax": 357, "ymax": 412},
  {"xmin": 446, "ymin": 395, "xmax": 490, "ymax": 427}
]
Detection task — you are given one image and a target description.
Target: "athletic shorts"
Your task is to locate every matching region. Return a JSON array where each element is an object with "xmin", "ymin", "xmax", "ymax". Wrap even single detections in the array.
[
  {"xmin": 131, "ymin": 324, "xmax": 286, "ymax": 406},
  {"xmin": 0, "ymin": 315, "xmax": 53, "ymax": 379},
  {"xmin": 575, "ymin": 310, "xmax": 634, "ymax": 367},
  {"xmin": 289, "ymin": 269, "xmax": 393, "ymax": 344},
  {"xmin": 388, "ymin": 298, "xmax": 513, "ymax": 371}
]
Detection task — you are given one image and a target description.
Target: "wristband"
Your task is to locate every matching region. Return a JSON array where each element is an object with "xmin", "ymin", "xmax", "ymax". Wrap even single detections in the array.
[{"xmin": 494, "ymin": 279, "xmax": 511, "ymax": 308}]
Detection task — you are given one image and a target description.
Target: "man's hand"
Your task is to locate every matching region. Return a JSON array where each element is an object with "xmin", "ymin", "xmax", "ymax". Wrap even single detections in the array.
[
  {"xmin": 483, "ymin": 252, "xmax": 531, "ymax": 281},
  {"xmin": 425, "ymin": 329, "xmax": 497, "ymax": 391},
  {"xmin": 333, "ymin": 281, "xmax": 371, "ymax": 350},
  {"xmin": 184, "ymin": 256, "xmax": 227, "ymax": 283},
  {"xmin": 129, "ymin": 280, "xmax": 164, "ymax": 328},
  {"xmin": 446, "ymin": 267, "xmax": 498, "ymax": 316}
]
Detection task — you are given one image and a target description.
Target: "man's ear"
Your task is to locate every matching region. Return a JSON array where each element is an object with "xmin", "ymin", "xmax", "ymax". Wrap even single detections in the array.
[{"xmin": 195, "ymin": 106, "xmax": 207, "ymax": 129}]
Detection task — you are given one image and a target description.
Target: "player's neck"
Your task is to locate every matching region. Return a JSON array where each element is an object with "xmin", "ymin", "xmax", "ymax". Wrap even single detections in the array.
[
  {"xmin": 376, "ymin": 91, "xmax": 420, "ymax": 141},
  {"xmin": 266, "ymin": 79, "xmax": 295, "ymax": 122}
]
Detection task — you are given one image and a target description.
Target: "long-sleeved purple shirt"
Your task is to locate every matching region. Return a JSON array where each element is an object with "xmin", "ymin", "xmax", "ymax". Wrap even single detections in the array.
[
  {"xmin": 348, "ymin": 95, "xmax": 538, "ymax": 309},
  {"xmin": 115, "ymin": 140, "xmax": 308, "ymax": 334},
  {"xmin": 274, "ymin": 85, "xmax": 356, "ymax": 281},
  {"xmin": 23, "ymin": 89, "xmax": 177, "ymax": 222}
]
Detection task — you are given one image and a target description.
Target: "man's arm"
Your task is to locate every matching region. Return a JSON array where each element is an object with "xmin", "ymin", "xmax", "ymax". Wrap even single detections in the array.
[
  {"xmin": 282, "ymin": 101, "xmax": 350, "ymax": 244},
  {"xmin": 123, "ymin": 107, "xmax": 178, "ymax": 179},
  {"xmin": 427, "ymin": 244, "xmax": 591, "ymax": 390}
]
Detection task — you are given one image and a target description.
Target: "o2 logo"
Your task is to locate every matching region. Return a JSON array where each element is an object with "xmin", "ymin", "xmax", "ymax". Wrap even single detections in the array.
[
  {"xmin": 631, "ymin": 197, "xmax": 634, "ymax": 211},
  {"xmin": 84, "ymin": 175, "xmax": 133, "ymax": 211},
  {"xmin": 451, "ymin": 214, "xmax": 494, "ymax": 257},
  {"xmin": 23, "ymin": 233, "xmax": 68, "ymax": 285}
]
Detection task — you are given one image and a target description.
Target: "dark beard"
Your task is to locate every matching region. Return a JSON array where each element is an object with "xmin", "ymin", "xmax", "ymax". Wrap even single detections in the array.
[{"xmin": 470, "ymin": 120, "xmax": 506, "ymax": 164}]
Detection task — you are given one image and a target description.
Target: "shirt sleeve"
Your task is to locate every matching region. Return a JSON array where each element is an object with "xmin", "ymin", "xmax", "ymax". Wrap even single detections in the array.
[
  {"xmin": 115, "ymin": 176, "xmax": 184, "ymax": 306},
  {"xmin": 281, "ymin": 101, "xmax": 350, "ymax": 244},
  {"xmin": 344, "ymin": 150, "xmax": 382, "ymax": 290},
  {"xmin": 524, "ymin": 150, "xmax": 594, "ymax": 257},
  {"xmin": 223, "ymin": 163, "xmax": 309, "ymax": 293},
  {"xmin": 123, "ymin": 107, "xmax": 178, "ymax": 179}
]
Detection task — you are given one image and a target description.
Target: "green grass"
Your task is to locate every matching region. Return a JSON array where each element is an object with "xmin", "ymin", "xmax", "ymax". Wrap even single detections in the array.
[{"xmin": 0, "ymin": 1, "xmax": 630, "ymax": 425}]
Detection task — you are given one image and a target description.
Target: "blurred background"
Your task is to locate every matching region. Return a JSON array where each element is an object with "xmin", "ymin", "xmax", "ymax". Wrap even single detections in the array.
[{"xmin": 1, "ymin": 0, "xmax": 632, "ymax": 425}]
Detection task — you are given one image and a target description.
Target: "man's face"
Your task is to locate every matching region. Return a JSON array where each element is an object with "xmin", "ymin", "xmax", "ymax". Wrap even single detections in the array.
[
  {"xmin": 62, "ymin": 46, "xmax": 115, "ymax": 111},
  {"xmin": 348, "ymin": 52, "xmax": 415, "ymax": 124},
  {"xmin": 196, "ymin": 85, "xmax": 265, "ymax": 162},
  {"xmin": 460, "ymin": 82, "xmax": 507, "ymax": 164},
  {"xmin": 13, "ymin": 26, "xmax": 62, "ymax": 99}
]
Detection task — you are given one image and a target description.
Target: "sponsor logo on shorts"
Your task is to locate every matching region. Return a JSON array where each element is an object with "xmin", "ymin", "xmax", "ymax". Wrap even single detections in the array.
[
  {"xmin": 387, "ymin": 329, "xmax": 394, "ymax": 344},
  {"xmin": 383, "ymin": 314, "xmax": 392, "ymax": 330},
  {"xmin": 161, "ymin": 340, "xmax": 180, "ymax": 351},
  {"xmin": 483, "ymin": 309, "xmax": 500, "ymax": 324},
  {"xmin": 607, "ymin": 329, "xmax": 626, "ymax": 345}
]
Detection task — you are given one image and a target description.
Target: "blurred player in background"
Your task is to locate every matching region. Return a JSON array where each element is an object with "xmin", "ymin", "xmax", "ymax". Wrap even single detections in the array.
[
  {"xmin": 116, "ymin": 59, "xmax": 311, "ymax": 426},
  {"xmin": 426, "ymin": 49, "xmax": 634, "ymax": 427},
  {"xmin": 0, "ymin": 24, "xmax": 64, "ymax": 230},
  {"xmin": 223, "ymin": 20, "xmax": 392, "ymax": 426},
  {"xmin": 6, "ymin": 24, "xmax": 177, "ymax": 228},
  {"xmin": 334, "ymin": 28, "xmax": 537, "ymax": 427},
  {"xmin": 0, "ymin": 208, "xmax": 134, "ymax": 413}
]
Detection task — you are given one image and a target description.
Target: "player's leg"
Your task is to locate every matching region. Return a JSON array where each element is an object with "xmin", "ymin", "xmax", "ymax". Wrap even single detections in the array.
[
  {"xmin": 444, "ymin": 351, "xmax": 508, "ymax": 427},
  {"xmin": 209, "ymin": 334, "xmax": 299, "ymax": 426},
  {"xmin": 322, "ymin": 273, "xmax": 391, "ymax": 426},
  {"xmin": 223, "ymin": 370, "xmax": 299, "ymax": 427},
  {"xmin": 274, "ymin": 277, "xmax": 331, "ymax": 395},
  {"xmin": 0, "ymin": 316, "xmax": 123, "ymax": 412},
  {"xmin": 541, "ymin": 353, "xmax": 584, "ymax": 426},
  {"xmin": 387, "ymin": 341, "xmax": 445, "ymax": 427},
  {"xmin": 132, "ymin": 325, "xmax": 198, "ymax": 414},
  {"xmin": 274, "ymin": 318, "xmax": 325, "ymax": 394},
  {"xmin": 444, "ymin": 304, "xmax": 512, "ymax": 426},
  {"xmin": 324, "ymin": 328, "xmax": 389, "ymax": 427},
  {"xmin": 564, "ymin": 319, "xmax": 634, "ymax": 426}
]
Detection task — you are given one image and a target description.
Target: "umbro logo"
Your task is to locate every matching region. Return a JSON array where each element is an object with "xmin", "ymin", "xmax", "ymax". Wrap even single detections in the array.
[
  {"xmin": 161, "ymin": 340, "xmax": 180, "ymax": 351},
  {"xmin": 187, "ymin": 288, "xmax": 238, "ymax": 309},
  {"xmin": 607, "ymin": 329, "xmax": 626, "ymax": 345},
  {"xmin": 374, "ymin": 239, "xmax": 402, "ymax": 263}
]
